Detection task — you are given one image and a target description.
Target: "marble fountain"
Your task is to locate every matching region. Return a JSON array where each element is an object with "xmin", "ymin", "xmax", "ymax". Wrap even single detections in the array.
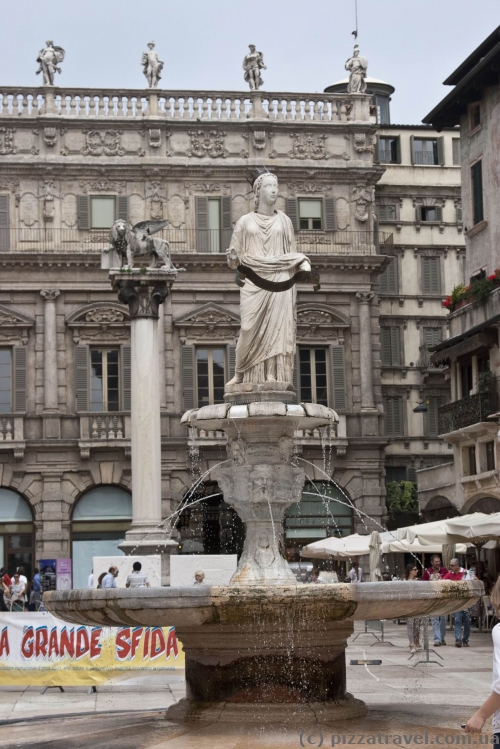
[{"xmin": 44, "ymin": 173, "xmax": 483, "ymax": 725}]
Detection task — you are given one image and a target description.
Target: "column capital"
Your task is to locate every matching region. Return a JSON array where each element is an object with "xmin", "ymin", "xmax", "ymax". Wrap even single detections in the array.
[
  {"xmin": 356, "ymin": 291, "xmax": 375, "ymax": 305},
  {"xmin": 40, "ymin": 289, "xmax": 60, "ymax": 301},
  {"xmin": 111, "ymin": 270, "xmax": 176, "ymax": 320}
]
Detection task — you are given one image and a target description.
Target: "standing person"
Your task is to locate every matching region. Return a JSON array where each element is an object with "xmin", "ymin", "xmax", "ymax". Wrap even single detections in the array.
[
  {"xmin": 101, "ymin": 566, "xmax": 119, "ymax": 589},
  {"xmin": 126, "ymin": 562, "xmax": 150, "ymax": 588},
  {"xmin": 443, "ymin": 559, "xmax": 470, "ymax": 647},
  {"xmin": 422, "ymin": 554, "xmax": 448, "ymax": 646},
  {"xmin": 9, "ymin": 573, "xmax": 26, "ymax": 611},
  {"xmin": 0, "ymin": 574, "xmax": 10, "ymax": 611},
  {"xmin": 87, "ymin": 570, "xmax": 94, "ymax": 589},
  {"xmin": 404, "ymin": 563, "xmax": 422, "ymax": 654},
  {"xmin": 348, "ymin": 561, "xmax": 363, "ymax": 582},
  {"xmin": 464, "ymin": 577, "xmax": 500, "ymax": 736},
  {"xmin": 29, "ymin": 568, "xmax": 41, "ymax": 611}
]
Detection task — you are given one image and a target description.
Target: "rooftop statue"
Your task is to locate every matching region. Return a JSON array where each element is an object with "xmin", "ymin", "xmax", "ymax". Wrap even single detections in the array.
[
  {"xmin": 345, "ymin": 44, "xmax": 368, "ymax": 94},
  {"xmin": 36, "ymin": 41, "xmax": 65, "ymax": 86},
  {"xmin": 141, "ymin": 41, "xmax": 164, "ymax": 88},
  {"xmin": 226, "ymin": 173, "xmax": 312, "ymax": 386},
  {"xmin": 243, "ymin": 44, "xmax": 266, "ymax": 91}
]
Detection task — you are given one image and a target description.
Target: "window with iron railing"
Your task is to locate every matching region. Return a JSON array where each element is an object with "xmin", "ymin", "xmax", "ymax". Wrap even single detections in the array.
[{"xmin": 412, "ymin": 137, "xmax": 444, "ymax": 166}]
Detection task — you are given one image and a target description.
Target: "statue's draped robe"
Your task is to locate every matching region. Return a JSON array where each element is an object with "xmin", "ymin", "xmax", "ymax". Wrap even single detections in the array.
[{"xmin": 229, "ymin": 210, "xmax": 308, "ymax": 383}]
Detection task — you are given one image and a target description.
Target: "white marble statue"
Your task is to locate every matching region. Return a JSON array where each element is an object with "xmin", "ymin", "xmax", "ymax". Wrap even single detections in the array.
[
  {"xmin": 36, "ymin": 41, "xmax": 65, "ymax": 86},
  {"xmin": 243, "ymin": 45, "xmax": 266, "ymax": 91},
  {"xmin": 141, "ymin": 42, "xmax": 164, "ymax": 88},
  {"xmin": 226, "ymin": 173, "xmax": 311, "ymax": 385},
  {"xmin": 345, "ymin": 44, "xmax": 368, "ymax": 94}
]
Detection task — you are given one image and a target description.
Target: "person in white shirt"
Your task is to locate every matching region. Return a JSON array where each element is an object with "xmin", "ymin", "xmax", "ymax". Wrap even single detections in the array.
[
  {"xmin": 87, "ymin": 571, "xmax": 94, "ymax": 589},
  {"xmin": 465, "ymin": 578, "xmax": 500, "ymax": 737},
  {"xmin": 101, "ymin": 566, "xmax": 119, "ymax": 589},
  {"xmin": 348, "ymin": 561, "xmax": 363, "ymax": 582},
  {"xmin": 126, "ymin": 562, "xmax": 150, "ymax": 588}
]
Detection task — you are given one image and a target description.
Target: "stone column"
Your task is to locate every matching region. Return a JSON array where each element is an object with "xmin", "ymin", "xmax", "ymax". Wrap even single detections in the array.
[
  {"xmin": 356, "ymin": 292, "xmax": 375, "ymax": 411},
  {"xmin": 40, "ymin": 289, "xmax": 60, "ymax": 438},
  {"xmin": 158, "ymin": 304, "xmax": 167, "ymax": 410},
  {"xmin": 111, "ymin": 270, "xmax": 177, "ymax": 584}
]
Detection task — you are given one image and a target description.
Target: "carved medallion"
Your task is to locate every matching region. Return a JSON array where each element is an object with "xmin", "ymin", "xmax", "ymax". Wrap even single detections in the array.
[
  {"xmin": 0, "ymin": 128, "xmax": 16, "ymax": 156},
  {"xmin": 82, "ymin": 130, "xmax": 124, "ymax": 157},
  {"xmin": 289, "ymin": 132, "xmax": 330, "ymax": 160},
  {"xmin": 187, "ymin": 130, "xmax": 228, "ymax": 158}
]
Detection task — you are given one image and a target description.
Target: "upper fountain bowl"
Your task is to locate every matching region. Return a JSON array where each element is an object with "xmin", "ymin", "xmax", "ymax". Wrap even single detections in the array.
[{"xmin": 181, "ymin": 400, "xmax": 339, "ymax": 432}]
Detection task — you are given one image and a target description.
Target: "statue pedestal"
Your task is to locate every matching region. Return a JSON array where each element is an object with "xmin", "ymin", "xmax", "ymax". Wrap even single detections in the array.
[
  {"xmin": 110, "ymin": 269, "xmax": 178, "ymax": 584},
  {"xmin": 224, "ymin": 381, "xmax": 296, "ymax": 405}
]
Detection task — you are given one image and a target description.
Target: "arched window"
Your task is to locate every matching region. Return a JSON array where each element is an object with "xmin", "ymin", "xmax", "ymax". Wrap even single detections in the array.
[
  {"xmin": 0, "ymin": 488, "xmax": 34, "ymax": 578},
  {"xmin": 285, "ymin": 480, "xmax": 354, "ymax": 562},
  {"xmin": 71, "ymin": 486, "xmax": 132, "ymax": 589}
]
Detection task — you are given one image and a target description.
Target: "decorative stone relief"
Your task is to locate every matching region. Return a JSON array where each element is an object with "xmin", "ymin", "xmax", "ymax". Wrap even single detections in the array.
[
  {"xmin": 187, "ymin": 130, "xmax": 228, "ymax": 158},
  {"xmin": 146, "ymin": 182, "xmax": 165, "ymax": 220},
  {"xmin": 82, "ymin": 130, "xmax": 124, "ymax": 157},
  {"xmin": 0, "ymin": 128, "xmax": 17, "ymax": 155},
  {"xmin": 353, "ymin": 132, "xmax": 375, "ymax": 154},
  {"xmin": 185, "ymin": 182, "xmax": 230, "ymax": 195},
  {"xmin": 79, "ymin": 180, "xmax": 127, "ymax": 194},
  {"xmin": 43, "ymin": 127, "xmax": 57, "ymax": 148},
  {"xmin": 174, "ymin": 302, "xmax": 240, "ymax": 342},
  {"xmin": 352, "ymin": 184, "xmax": 372, "ymax": 223},
  {"xmin": 0, "ymin": 304, "xmax": 34, "ymax": 345},
  {"xmin": 40, "ymin": 180, "xmax": 57, "ymax": 223},
  {"xmin": 85, "ymin": 308, "xmax": 125, "ymax": 323},
  {"xmin": 288, "ymin": 181, "xmax": 332, "ymax": 197},
  {"xmin": 288, "ymin": 132, "xmax": 330, "ymax": 160},
  {"xmin": 66, "ymin": 304, "xmax": 130, "ymax": 344},
  {"xmin": 253, "ymin": 131, "xmax": 266, "ymax": 150},
  {"xmin": 297, "ymin": 306, "xmax": 349, "ymax": 343},
  {"xmin": 148, "ymin": 128, "xmax": 161, "ymax": 148},
  {"xmin": 0, "ymin": 180, "xmax": 20, "ymax": 205},
  {"xmin": 19, "ymin": 193, "xmax": 38, "ymax": 227}
]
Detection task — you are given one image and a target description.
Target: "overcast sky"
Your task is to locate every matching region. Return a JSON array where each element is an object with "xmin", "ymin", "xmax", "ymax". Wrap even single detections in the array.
[{"xmin": 1, "ymin": 0, "xmax": 499, "ymax": 124}]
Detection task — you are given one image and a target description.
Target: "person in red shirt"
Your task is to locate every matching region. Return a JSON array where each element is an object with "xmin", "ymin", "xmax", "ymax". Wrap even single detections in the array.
[
  {"xmin": 422, "ymin": 554, "xmax": 449, "ymax": 645},
  {"xmin": 443, "ymin": 558, "xmax": 470, "ymax": 647}
]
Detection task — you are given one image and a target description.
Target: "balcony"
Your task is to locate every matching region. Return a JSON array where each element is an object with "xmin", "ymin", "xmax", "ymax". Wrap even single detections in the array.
[
  {"xmin": 0, "ymin": 414, "xmax": 25, "ymax": 460},
  {"xmin": 0, "ymin": 228, "xmax": 392, "ymax": 256},
  {"xmin": 78, "ymin": 412, "xmax": 131, "ymax": 460},
  {"xmin": 438, "ymin": 390, "xmax": 499, "ymax": 435},
  {"xmin": 0, "ymin": 87, "xmax": 366, "ymax": 123}
]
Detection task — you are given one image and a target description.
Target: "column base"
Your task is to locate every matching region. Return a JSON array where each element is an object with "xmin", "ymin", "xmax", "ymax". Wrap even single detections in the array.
[{"xmin": 119, "ymin": 528, "xmax": 178, "ymax": 585}]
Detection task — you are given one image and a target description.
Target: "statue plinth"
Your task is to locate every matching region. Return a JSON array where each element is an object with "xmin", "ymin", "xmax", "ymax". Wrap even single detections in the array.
[{"xmin": 224, "ymin": 381, "xmax": 296, "ymax": 405}]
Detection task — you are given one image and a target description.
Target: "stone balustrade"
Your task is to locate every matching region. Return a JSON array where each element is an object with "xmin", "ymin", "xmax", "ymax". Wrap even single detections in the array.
[
  {"xmin": 78, "ymin": 412, "xmax": 131, "ymax": 459},
  {"xmin": 0, "ymin": 415, "xmax": 25, "ymax": 460},
  {"xmin": 0, "ymin": 87, "xmax": 370, "ymax": 122}
]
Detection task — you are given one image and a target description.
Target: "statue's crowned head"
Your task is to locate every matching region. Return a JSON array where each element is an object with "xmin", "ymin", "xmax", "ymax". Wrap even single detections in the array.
[
  {"xmin": 353, "ymin": 44, "xmax": 360, "ymax": 57},
  {"xmin": 253, "ymin": 172, "xmax": 278, "ymax": 210},
  {"xmin": 148, "ymin": 41, "xmax": 155, "ymax": 49}
]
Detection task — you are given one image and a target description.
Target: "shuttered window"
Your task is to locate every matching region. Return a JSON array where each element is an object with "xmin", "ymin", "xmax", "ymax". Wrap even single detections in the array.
[
  {"xmin": 377, "ymin": 205, "xmax": 397, "ymax": 222},
  {"xmin": 13, "ymin": 347, "xmax": 27, "ymax": 413},
  {"xmin": 421, "ymin": 257, "xmax": 441, "ymax": 294},
  {"xmin": 456, "ymin": 204, "xmax": 463, "ymax": 223},
  {"xmin": 0, "ymin": 195, "xmax": 9, "ymax": 252},
  {"xmin": 181, "ymin": 345, "xmax": 195, "ymax": 411},
  {"xmin": 196, "ymin": 348, "xmax": 226, "ymax": 406},
  {"xmin": 452, "ymin": 138, "xmax": 461, "ymax": 166},
  {"xmin": 471, "ymin": 160, "xmax": 484, "ymax": 225},
  {"xmin": 380, "ymin": 327, "xmax": 401, "ymax": 366},
  {"xmin": 227, "ymin": 345, "xmax": 236, "ymax": 384},
  {"xmin": 285, "ymin": 198, "xmax": 299, "ymax": 232},
  {"xmin": 330, "ymin": 345, "xmax": 346, "ymax": 411},
  {"xmin": 77, "ymin": 195, "xmax": 128, "ymax": 229},
  {"xmin": 411, "ymin": 137, "xmax": 444, "ymax": 166},
  {"xmin": 377, "ymin": 137, "xmax": 400, "ymax": 164},
  {"xmin": 0, "ymin": 349, "xmax": 12, "ymax": 413},
  {"xmin": 383, "ymin": 396, "xmax": 404, "ymax": 436},
  {"xmin": 379, "ymin": 259, "xmax": 398, "ymax": 294},
  {"xmin": 121, "ymin": 345, "xmax": 131, "ymax": 411},
  {"xmin": 75, "ymin": 345, "xmax": 130, "ymax": 412},
  {"xmin": 418, "ymin": 205, "xmax": 443, "ymax": 222},
  {"xmin": 195, "ymin": 196, "xmax": 230, "ymax": 253},
  {"xmin": 298, "ymin": 199, "xmax": 323, "ymax": 230},
  {"xmin": 424, "ymin": 396, "xmax": 445, "ymax": 437},
  {"xmin": 298, "ymin": 348, "xmax": 328, "ymax": 406},
  {"xmin": 424, "ymin": 327, "xmax": 442, "ymax": 348}
]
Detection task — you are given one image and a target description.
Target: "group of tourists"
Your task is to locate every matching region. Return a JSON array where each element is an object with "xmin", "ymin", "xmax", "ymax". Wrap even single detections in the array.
[
  {"xmin": 0, "ymin": 566, "xmax": 40, "ymax": 612},
  {"xmin": 87, "ymin": 561, "xmax": 151, "ymax": 590},
  {"xmin": 405, "ymin": 554, "xmax": 478, "ymax": 653}
]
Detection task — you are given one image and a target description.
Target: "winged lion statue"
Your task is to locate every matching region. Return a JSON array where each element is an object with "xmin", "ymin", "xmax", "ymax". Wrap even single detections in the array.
[{"xmin": 109, "ymin": 219, "xmax": 175, "ymax": 270}]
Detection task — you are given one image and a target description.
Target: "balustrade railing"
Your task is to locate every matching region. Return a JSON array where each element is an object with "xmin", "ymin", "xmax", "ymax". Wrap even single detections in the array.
[
  {"xmin": 79, "ymin": 413, "xmax": 129, "ymax": 441},
  {"xmin": 0, "ymin": 87, "xmax": 367, "ymax": 122},
  {"xmin": 0, "ymin": 415, "xmax": 23, "ymax": 443},
  {"xmin": 0, "ymin": 228, "xmax": 392, "ymax": 256},
  {"xmin": 438, "ymin": 389, "xmax": 499, "ymax": 434}
]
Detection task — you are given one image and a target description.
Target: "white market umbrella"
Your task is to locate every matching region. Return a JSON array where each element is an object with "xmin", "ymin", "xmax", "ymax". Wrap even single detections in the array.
[
  {"xmin": 301, "ymin": 533, "xmax": 371, "ymax": 560},
  {"xmin": 445, "ymin": 513, "xmax": 500, "ymax": 543},
  {"xmin": 369, "ymin": 531, "xmax": 382, "ymax": 582},
  {"xmin": 380, "ymin": 538, "xmax": 467, "ymax": 555}
]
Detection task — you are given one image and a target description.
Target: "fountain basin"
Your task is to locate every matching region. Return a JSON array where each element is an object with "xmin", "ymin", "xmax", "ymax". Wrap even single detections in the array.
[{"xmin": 45, "ymin": 581, "xmax": 482, "ymax": 722}]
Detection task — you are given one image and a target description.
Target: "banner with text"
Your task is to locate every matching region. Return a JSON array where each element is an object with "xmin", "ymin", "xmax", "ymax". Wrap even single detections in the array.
[{"xmin": 0, "ymin": 612, "xmax": 184, "ymax": 686}]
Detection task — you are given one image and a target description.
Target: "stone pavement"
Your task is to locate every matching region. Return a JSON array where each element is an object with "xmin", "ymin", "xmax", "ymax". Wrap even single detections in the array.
[{"xmin": 0, "ymin": 620, "xmax": 494, "ymax": 748}]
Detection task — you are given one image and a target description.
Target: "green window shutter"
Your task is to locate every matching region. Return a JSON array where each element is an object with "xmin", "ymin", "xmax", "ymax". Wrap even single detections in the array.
[
  {"xmin": 452, "ymin": 138, "xmax": 460, "ymax": 166},
  {"xmin": 182, "ymin": 345, "xmax": 196, "ymax": 410},
  {"xmin": 323, "ymin": 197, "xmax": 336, "ymax": 231},
  {"xmin": 435, "ymin": 205, "xmax": 443, "ymax": 223},
  {"xmin": 330, "ymin": 345, "xmax": 346, "ymax": 411},
  {"xmin": 415, "ymin": 205, "xmax": 422, "ymax": 222},
  {"xmin": 379, "ymin": 264, "xmax": 388, "ymax": 294},
  {"xmin": 121, "ymin": 344, "xmax": 131, "ymax": 411},
  {"xmin": 407, "ymin": 467, "xmax": 417, "ymax": 483},
  {"xmin": 393, "ymin": 397, "xmax": 403, "ymax": 436},
  {"xmin": 292, "ymin": 347, "xmax": 299, "ymax": 397},
  {"xmin": 425, "ymin": 327, "xmax": 442, "ymax": 347},
  {"xmin": 227, "ymin": 344, "xmax": 236, "ymax": 383},
  {"xmin": 381, "ymin": 328, "xmax": 391, "ymax": 366},
  {"xmin": 77, "ymin": 195, "xmax": 90, "ymax": 230},
  {"xmin": 396, "ymin": 136, "xmax": 402, "ymax": 164},
  {"xmin": 0, "ymin": 194, "xmax": 9, "ymax": 252},
  {"xmin": 380, "ymin": 259, "xmax": 397, "ymax": 294},
  {"xmin": 437, "ymin": 136, "xmax": 445, "ymax": 166},
  {"xmin": 375, "ymin": 137, "xmax": 381, "ymax": 163},
  {"xmin": 410, "ymin": 135, "xmax": 416, "ymax": 165},
  {"xmin": 471, "ymin": 161, "xmax": 484, "ymax": 224},
  {"xmin": 285, "ymin": 198, "xmax": 299, "ymax": 232},
  {"xmin": 390, "ymin": 327, "xmax": 401, "ymax": 365},
  {"xmin": 195, "ymin": 196, "xmax": 209, "ymax": 252},
  {"xmin": 378, "ymin": 205, "xmax": 388, "ymax": 222},
  {"xmin": 422, "ymin": 257, "xmax": 441, "ymax": 294},
  {"xmin": 221, "ymin": 196, "xmax": 232, "ymax": 251},
  {"xmin": 383, "ymin": 397, "xmax": 393, "ymax": 435},
  {"xmin": 13, "ymin": 346, "xmax": 27, "ymax": 413},
  {"xmin": 117, "ymin": 196, "xmax": 129, "ymax": 222},
  {"xmin": 75, "ymin": 345, "xmax": 89, "ymax": 412}
]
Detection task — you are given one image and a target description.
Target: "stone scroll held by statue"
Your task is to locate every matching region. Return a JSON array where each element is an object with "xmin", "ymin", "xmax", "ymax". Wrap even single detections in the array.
[{"xmin": 226, "ymin": 173, "xmax": 319, "ymax": 389}]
